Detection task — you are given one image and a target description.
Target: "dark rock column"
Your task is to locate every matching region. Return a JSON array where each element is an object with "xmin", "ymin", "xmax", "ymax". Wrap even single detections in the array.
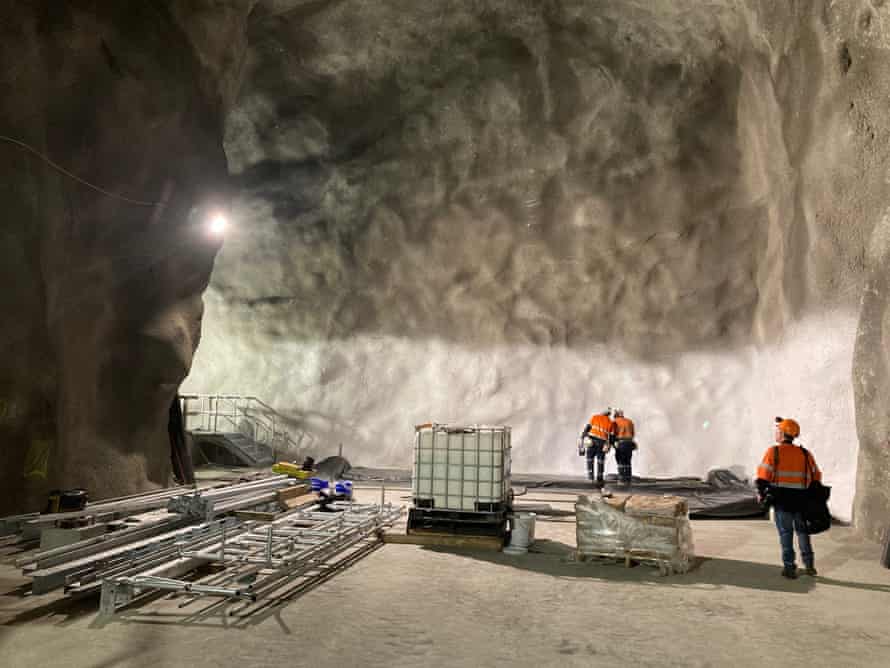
[{"xmin": 0, "ymin": 1, "xmax": 253, "ymax": 513}]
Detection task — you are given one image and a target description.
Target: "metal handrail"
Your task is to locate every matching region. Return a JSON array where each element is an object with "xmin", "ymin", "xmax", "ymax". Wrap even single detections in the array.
[{"xmin": 179, "ymin": 394, "xmax": 303, "ymax": 460}]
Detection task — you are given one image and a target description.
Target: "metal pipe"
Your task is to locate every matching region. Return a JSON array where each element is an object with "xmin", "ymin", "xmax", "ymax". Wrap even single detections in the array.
[
  {"xmin": 18, "ymin": 514, "xmax": 190, "ymax": 570},
  {"xmin": 35, "ymin": 517, "xmax": 241, "ymax": 594},
  {"xmin": 211, "ymin": 491, "xmax": 280, "ymax": 515},
  {"xmin": 68, "ymin": 520, "xmax": 246, "ymax": 595},
  {"xmin": 196, "ymin": 476, "xmax": 291, "ymax": 501},
  {"xmin": 122, "ymin": 575, "xmax": 255, "ymax": 601},
  {"xmin": 26, "ymin": 486, "xmax": 206, "ymax": 527}
]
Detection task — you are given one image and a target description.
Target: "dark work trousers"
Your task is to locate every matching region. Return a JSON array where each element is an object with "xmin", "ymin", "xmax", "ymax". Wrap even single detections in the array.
[
  {"xmin": 585, "ymin": 438, "xmax": 608, "ymax": 482},
  {"xmin": 774, "ymin": 508, "xmax": 814, "ymax": 569},
  {"xmin": 614, "ymin": 440, "xmax": 635, "ymax": 483}
]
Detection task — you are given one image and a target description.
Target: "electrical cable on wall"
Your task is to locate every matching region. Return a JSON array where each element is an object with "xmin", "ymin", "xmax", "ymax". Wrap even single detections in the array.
[{"xmin": 0, "ymin": 134, "xmax": 159, "ymax": 206}]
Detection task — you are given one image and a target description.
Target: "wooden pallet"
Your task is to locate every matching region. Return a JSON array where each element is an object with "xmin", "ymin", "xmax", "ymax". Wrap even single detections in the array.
[
  {"xmin": 575, "ymin": 548, "xmax": 636, "ymax": 566},
  {"xmin": 406, "ymin": 508, "xmax": 507, "ymax": 537},
  {"xmin": 233, "ymin": 486, "xmax": 317, "ymax": 521},
  {"xmin": 381, "ymin": 517, "xmax": 505, "ymax": 551},
  {"xmin": 382, "ymin": 530, "xmax": 504, "ymax": 551},
  {"xmin": 575, "ymin": 549, "xmax": 687, "ymax": 575}
]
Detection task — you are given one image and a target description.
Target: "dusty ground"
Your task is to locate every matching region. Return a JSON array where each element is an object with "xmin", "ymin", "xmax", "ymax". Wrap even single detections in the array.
[{"xmin": 1, "ymin": 488, "xmax": 888, "ymax": 668}]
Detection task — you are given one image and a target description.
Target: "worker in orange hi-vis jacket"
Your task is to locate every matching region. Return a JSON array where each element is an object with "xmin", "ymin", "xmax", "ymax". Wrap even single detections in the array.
[
  {"xmin": 579, "ymin": 410, "xmax": 613, "ymax": 486},
  {"xmin": 755, "ymin": 417, "xmax": 822, "ymax": 580},
  {"xmin": 610, "ymin": 409, "xmax": 637, "ymax": 485}
]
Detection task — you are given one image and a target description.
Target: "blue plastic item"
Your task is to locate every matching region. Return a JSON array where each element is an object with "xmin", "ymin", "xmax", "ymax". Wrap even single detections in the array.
[{"xmin": 311, "ymin": 478, "xmax": 353, "ymax": 498}]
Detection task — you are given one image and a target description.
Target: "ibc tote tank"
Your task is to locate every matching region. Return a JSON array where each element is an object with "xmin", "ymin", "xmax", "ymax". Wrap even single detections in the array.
[{"xmin": 411, "ymin": 424, "xmax": 512, "ymax": 512}]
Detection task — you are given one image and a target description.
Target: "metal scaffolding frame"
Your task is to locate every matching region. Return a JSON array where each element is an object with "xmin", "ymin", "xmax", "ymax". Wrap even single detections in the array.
[
  {"xmin": 2, "ymin": 471, "xmax": 402, "ymax": 624},
  {"xmin": 14, "ymin": 476, "xmax": 303, "ymax": 595},
  {"xmin": 99, "ymin": 501, "xmax": 403, "ymax": 619}
]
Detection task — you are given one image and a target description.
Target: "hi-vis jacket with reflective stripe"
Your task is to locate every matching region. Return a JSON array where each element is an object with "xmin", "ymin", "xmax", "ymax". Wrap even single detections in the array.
[
  {"xmin": 756, "ymin": 444, "xmax": 822, "ymax": 489},
  {"xmin": 611, "ymin": 416, "xmax": 635, "ymax": 440},
  {"xmin": 588, "ymin": 414, "xmax": 613, "ymax": 440}
]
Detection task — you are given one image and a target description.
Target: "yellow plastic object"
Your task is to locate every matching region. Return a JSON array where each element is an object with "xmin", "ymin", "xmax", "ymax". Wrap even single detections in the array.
[
  {"xmin": 272, "ymin": 462, "xmax": 313, "ymax": 479},
  {"xmin": 24, "ymin": 438, "xmax": 52, "ymax": 479}
]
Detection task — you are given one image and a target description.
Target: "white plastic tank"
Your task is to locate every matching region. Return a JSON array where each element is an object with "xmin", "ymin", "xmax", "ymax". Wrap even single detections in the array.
[{"xmin": 412, "ymin": 424, "xmax": 512, "ymax": 512}]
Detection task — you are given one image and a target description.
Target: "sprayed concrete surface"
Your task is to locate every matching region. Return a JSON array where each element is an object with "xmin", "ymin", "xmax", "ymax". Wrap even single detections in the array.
[
  {"xmin": 1, "ymin": 489, "xmax": 889, "ymax": 668},
  {"xmin": 182, "ymin": 0, "xmax": 890, "ymax": 529},
  {"xmin": 187, "ymin": 312, "xmax": 859, "ymax": 520}
]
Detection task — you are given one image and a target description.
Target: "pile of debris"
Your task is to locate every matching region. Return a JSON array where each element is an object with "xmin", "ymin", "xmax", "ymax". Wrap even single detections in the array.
[{"xmin": 575, "ymin": 493, "xmax": 694, "ymax": 575}]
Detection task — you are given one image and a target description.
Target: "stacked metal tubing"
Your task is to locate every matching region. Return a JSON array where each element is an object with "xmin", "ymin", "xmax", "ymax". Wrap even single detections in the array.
[
  {"xmin": 7, "ymin": 475, "xmax": 300, "ymax": 595},
  {"xmin": 166, "ymin": 475, "xmax": 296, "ymax": 518},
  {"xmin": 1, "ymin": 484, "xmax": 199, "ymax": 537},
  {"xmin": 5, "ymin": 474, "xmax": 403, "ymax": 620}
]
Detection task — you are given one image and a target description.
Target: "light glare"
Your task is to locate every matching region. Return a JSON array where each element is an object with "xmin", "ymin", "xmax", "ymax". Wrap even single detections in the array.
[{"xmin": 209, "ymin": 213, "xmax": 227, "ymax": 237}]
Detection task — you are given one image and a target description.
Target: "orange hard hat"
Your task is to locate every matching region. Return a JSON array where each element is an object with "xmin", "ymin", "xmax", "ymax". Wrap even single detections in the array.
[{"xmin": 775, "ymin": 417, "xmax": 800, "ymax": 439}]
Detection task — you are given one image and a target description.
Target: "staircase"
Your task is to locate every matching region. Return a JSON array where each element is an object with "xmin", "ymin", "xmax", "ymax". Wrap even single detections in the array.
[
  {"xmin": 180, "ymin": 394, "xmax": 301, "ymax": 467},
  {"xmin": 190, "ymin": 432, "xmax": 276, "ymax": 467}
]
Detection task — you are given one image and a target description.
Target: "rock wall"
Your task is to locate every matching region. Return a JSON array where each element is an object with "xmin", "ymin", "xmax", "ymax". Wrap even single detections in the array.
[
  {"xmin": 3, "ymin": 0, "xmax": 889, "ymax": 536},
  {"xmin": 0, "ymin": 1, "xmax": 251, "ymax": 513},
  {"xmin": 849, "ymin": 1, "xmax": 890, "ymax": 537},
  {"xmin": 185, "ymin": 0, "xmax": 890, "ymax": 530}
]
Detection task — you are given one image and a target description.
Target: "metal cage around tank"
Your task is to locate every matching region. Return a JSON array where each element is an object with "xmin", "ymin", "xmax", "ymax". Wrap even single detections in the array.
[{"xmin": 411, "ymin": 424, "xmax": 512, "ymax": 513}]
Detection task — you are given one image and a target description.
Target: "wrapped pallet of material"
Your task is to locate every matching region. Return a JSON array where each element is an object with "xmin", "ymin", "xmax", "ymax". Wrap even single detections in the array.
[
  {"xmin": 576, "ymin": 494, "xmax": 695, "ymax": 575},
  {"xmin": 576, "ymin": 494, "xmax": 628, "ymax": 555},
  {"xmin": 624, "ymin": 494, "xmax": 688, "ymax": 517}
]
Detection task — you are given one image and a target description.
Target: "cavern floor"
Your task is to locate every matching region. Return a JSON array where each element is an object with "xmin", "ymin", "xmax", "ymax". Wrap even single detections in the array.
[{"xmin": 1, "ymin": 489, "xmax": 888, "ymax": 668}]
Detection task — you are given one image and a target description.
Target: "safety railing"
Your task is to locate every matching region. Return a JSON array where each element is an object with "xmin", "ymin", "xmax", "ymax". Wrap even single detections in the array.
[{"xmin": 179, "ymin": 394, "xmax": 304, "ymax": 460}]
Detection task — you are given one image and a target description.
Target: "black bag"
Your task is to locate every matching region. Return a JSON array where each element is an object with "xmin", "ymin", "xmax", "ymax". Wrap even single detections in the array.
[
  {"xmin": 800, "ymin": 446, "xmax": 832, "ymax": 535},
  {"xmin": 769, "ymin": 445, "xmax": 832, "ymax": 534}
]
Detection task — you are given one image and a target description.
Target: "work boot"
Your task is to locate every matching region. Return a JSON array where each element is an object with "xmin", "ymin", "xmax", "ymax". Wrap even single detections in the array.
[
  {"xmin": 781, "ymin": 565, "xmax": 798, "ymax": 579},
  {"xmin": 803, "ymin": 565, "xmax": 818, "ymax": 576}
]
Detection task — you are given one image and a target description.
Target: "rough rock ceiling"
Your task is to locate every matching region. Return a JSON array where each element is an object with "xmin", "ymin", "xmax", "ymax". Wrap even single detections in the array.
[{"xmin": 188, "ymin": 0, "xmax": 890, "ymax": 531}]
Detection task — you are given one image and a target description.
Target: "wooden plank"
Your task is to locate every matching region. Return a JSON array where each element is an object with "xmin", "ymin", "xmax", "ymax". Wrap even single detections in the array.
[
  {"xmin": 234, "ymin": 510, "xmax": 279, "ymax": 522},
  {"xmin": 600, "ymin": 493, "xmax": 631, "ymax": 511},
  {"xmin": 280, "ymin": 493, "xmax": 319, "ymax": 510},
  {"xmin": 235, "ymin": 490, "xmax": 318, "ymax": 519},
  {"xmin": 277, "ymin": 484, "xmax": 310, "ymax": 502},
  {"xmin": 624, "ymin": 494, "xmax": 687, "ymax": 517},
  {"xmin": 382, "ymin": 531, "xmax": 503, "ymax": 551}
]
